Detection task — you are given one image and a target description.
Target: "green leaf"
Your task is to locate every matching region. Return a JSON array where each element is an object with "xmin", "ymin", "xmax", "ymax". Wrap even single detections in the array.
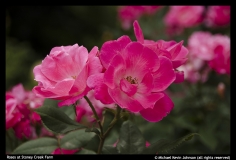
[
  {"xmin": 6, "ymin": 129, "xmax": 23, "ymax": 153},
  {"xmin": 60, "ymin": 129, "xmax": 96, "ymax": 149},
  {"xmin": 85, "ymin": 127, "xmax": 100, "ymax": 135},
  {"xmin": 59, "ymin": 105, "xmax": 76, "ymax": 120},
  {"xmin": 42, "ymin": 99, "xmax": 60, "ymax": 108},
  {"xmin": 102, "ymin": 145, "xmax": 119, "ymax": 154},
  {"xmin": 199, "ymin": 128, "xmax": 217, "ymax": 151},
  {"xmin": 35, "ymin": 105, "xmax": 86, "ymax": 134},
  {"xmin": 12, "ymin": 137, "xmax": 57, "ymax": 154},
  {"xmin": 83, "ymin": 135, "xmax": 100, "ymax": 152},
  {"xmin": 143, "ymin": 133, "xmax": 199, "ymax": 154},
  {"xmin": 76, "ymin": 148, "xmax": 96, "ymax": 154},
  {"xmin": 117, "ymin": 120, "xmax": 146, "ymax": 154},
  {"xmin": 43, "ymin": 99, "xmax": 76, "ymax": 119}
]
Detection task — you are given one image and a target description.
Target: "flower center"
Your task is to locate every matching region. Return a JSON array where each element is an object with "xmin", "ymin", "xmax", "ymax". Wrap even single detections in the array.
[
  {"xmin": 125, "ymin": 76, "xmax": 138, "ymax": 84},
  {"xmin": 71, "ymin": 75, "xmax": 77, "ymax": 79}
]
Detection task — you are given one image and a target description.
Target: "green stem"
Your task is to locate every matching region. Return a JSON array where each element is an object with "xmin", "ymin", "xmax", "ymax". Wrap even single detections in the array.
[
  {"xmin": 84, "ymin": 96, "xmax": 104, "ymax": 154},
  {"xmin": 103, "ymin": 105, "xmax": 121, "ymax": 138},
  {"xmin": 73, "ymin": 103, "xmax": 77, "ymax": 117},
  {"xmin": 57, "ymin": 135, "xmax": 62, "ymax": 154}
]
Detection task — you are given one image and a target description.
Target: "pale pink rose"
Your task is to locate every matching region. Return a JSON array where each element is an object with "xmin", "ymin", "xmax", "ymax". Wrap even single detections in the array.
[
  {"xmin": 75, "ymin": 90, "xmax": 115, "ymax": 123},
  {"xmin": 188, "ymin": 31, "xmax": 215, "ymax": 61},
  {"xmin": 88, "ymin": 35, "xmax": 175, "ymax": 122},
  {"xmin": 133, "ymin": 20, "xmax": 188, "ymax": 83},
  {"xmin": 205, "ymin": 6, "xmax": 230, "ymax": 27},
  {"xmin": 32, "ymin": 44, "xmax": 103, "ymax": 106},
  {"xmin": 208, "ymin": 34, "xmax": 230, "ymax": 75},
  {"xmin": 51, "ymin": 148, "xmax": 79, "ymax": 154},
  {"xmin": 118, "ymin": 6, "xmax": 161, "ymax": 30},
  {"xmin": 177, "ymin": 47, "xmax": 212, "ymax": 83},
  {"xmin": 164, "ymin": 6, "xmax": 205, "ymax": 35}
]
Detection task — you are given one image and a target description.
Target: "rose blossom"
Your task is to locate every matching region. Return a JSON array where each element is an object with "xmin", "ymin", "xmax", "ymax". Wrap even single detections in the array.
[
  {"xmin": 6, "ymin": 94, "xmax": 22, "ymax": 129},
  {"xmin": 205, "ymin": 6, "xmax": 230, "ymax": 27},
  {"xmin": 118, "ymin": 6, "xmax": 162, "ymax": 30},
  {"xmin": 6, "ymin": 84, "xmax": 46, "ymax": 139},
  {"xmin": 188, "ymin": 31, "xmax": 214, "ymax": 61},
  {"xmin": 164, "ymin": 6, "xmax": 205, "ymax": 35},
  {"xmin": 88, "ymin": 33, "xmax": 176, "ymax": 122},
  {"xmin": 32, "ymin": 44, "xmax": 103, "ymax": 106},
  {"xmin": 188, "ymin": 31, "xmax": 230, "ymax": 75},
  {"xmin": 133, "ymin": 20, "xmax": 188, "ymax": 83},
  {"xmin": 208, "ymin": 34, "xmax": 230, "ymax": 75},
  {"xmin": 177, "ymin": 54, "xmax": 211, "ymax": 83}
]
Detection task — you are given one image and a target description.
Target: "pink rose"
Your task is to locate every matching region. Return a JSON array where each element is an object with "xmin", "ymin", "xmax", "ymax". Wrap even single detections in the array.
[
  {"xmin": 88, "ymin": 35, "xmax": 175, "ymax": 122},
  {"xmin": 164, "ymin": 6, "xmax": 205, "ymax": 35},
  {"xmin": 188, "ymin": 31, "xmax": 215, "ymax": 61},
  {"xmin": 6, "ymin": 96, "xmax": 22, "ymax": 129},
  {"xmin": 118, "ymin": 6, "xmax": 161, "ymax": 30},
  {"xmin": 32, "ymin": 44, "xmax": 103, "ymax": 106},
  {"xmin": 133, "ymin": 20, "xmax": 188, "ymax": 83},
  {"xmin": 205, "ymin": 6, "xmax": 230, "ymax": 27},
  {"xmin": 208, "ymin": 36, "xmax": 230, "ymax": 75}
]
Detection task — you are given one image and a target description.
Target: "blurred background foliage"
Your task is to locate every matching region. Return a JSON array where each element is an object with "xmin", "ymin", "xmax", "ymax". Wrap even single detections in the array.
[{"xmin": 6, "ymin": 6, "xmax": 230, "ymax": 154}]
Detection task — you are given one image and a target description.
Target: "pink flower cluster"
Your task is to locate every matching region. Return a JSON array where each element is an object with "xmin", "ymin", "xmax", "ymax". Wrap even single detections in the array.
[
  {"xmin": 33, "ymin": 20, "xmax": 188, "ymax": 123},
  {"xmin": 205, "ymin": 6, "xmax": 230, "ymax": 27},
  {"xmin": 177, "ymin": 31, "xmax": 230, "ymax": 83},
  {"xmin": 164, "ymin": 6, "xmax": 230, "ymax": 36},
  {"xmin": 118, "ymin": 6, "xmax": 162, "ymax": 30},
  {"xmin": 6, "ymin": 84, "xmax": 52, "ymax": 139},
  {"xmin": 164, "ymin": 6, "xmax": 204, "ymax": 35}
]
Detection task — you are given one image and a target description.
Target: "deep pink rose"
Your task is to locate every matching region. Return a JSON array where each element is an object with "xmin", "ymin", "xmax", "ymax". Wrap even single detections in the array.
[
  {"xmin": 88, "ymin": 35, "xmax": 175, "ymax": 122},
  {"xmin": 6, "ymin": 84, "xmax": 46, "ymax": 139},
  {"xmin": 133, "ymin": 20, "xmax": 188, "ymax": 83},
  {"xmin": 32, "ymin": 44, "xmax": 103, "ymax": 106},
  {"xmin": 6, "ymin": 96, "xmax": 22, "ymax": 129},
  {"xmin": 118, "ymin": 6, "xmax": 161, "ymax": 30},
  {"xmin": 13, "ymin": 120, "xmax": 32, "ymax": 139},
  {"xmin": 205, "ymin": 6, "xmax": 230, "ymax": 27}
]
